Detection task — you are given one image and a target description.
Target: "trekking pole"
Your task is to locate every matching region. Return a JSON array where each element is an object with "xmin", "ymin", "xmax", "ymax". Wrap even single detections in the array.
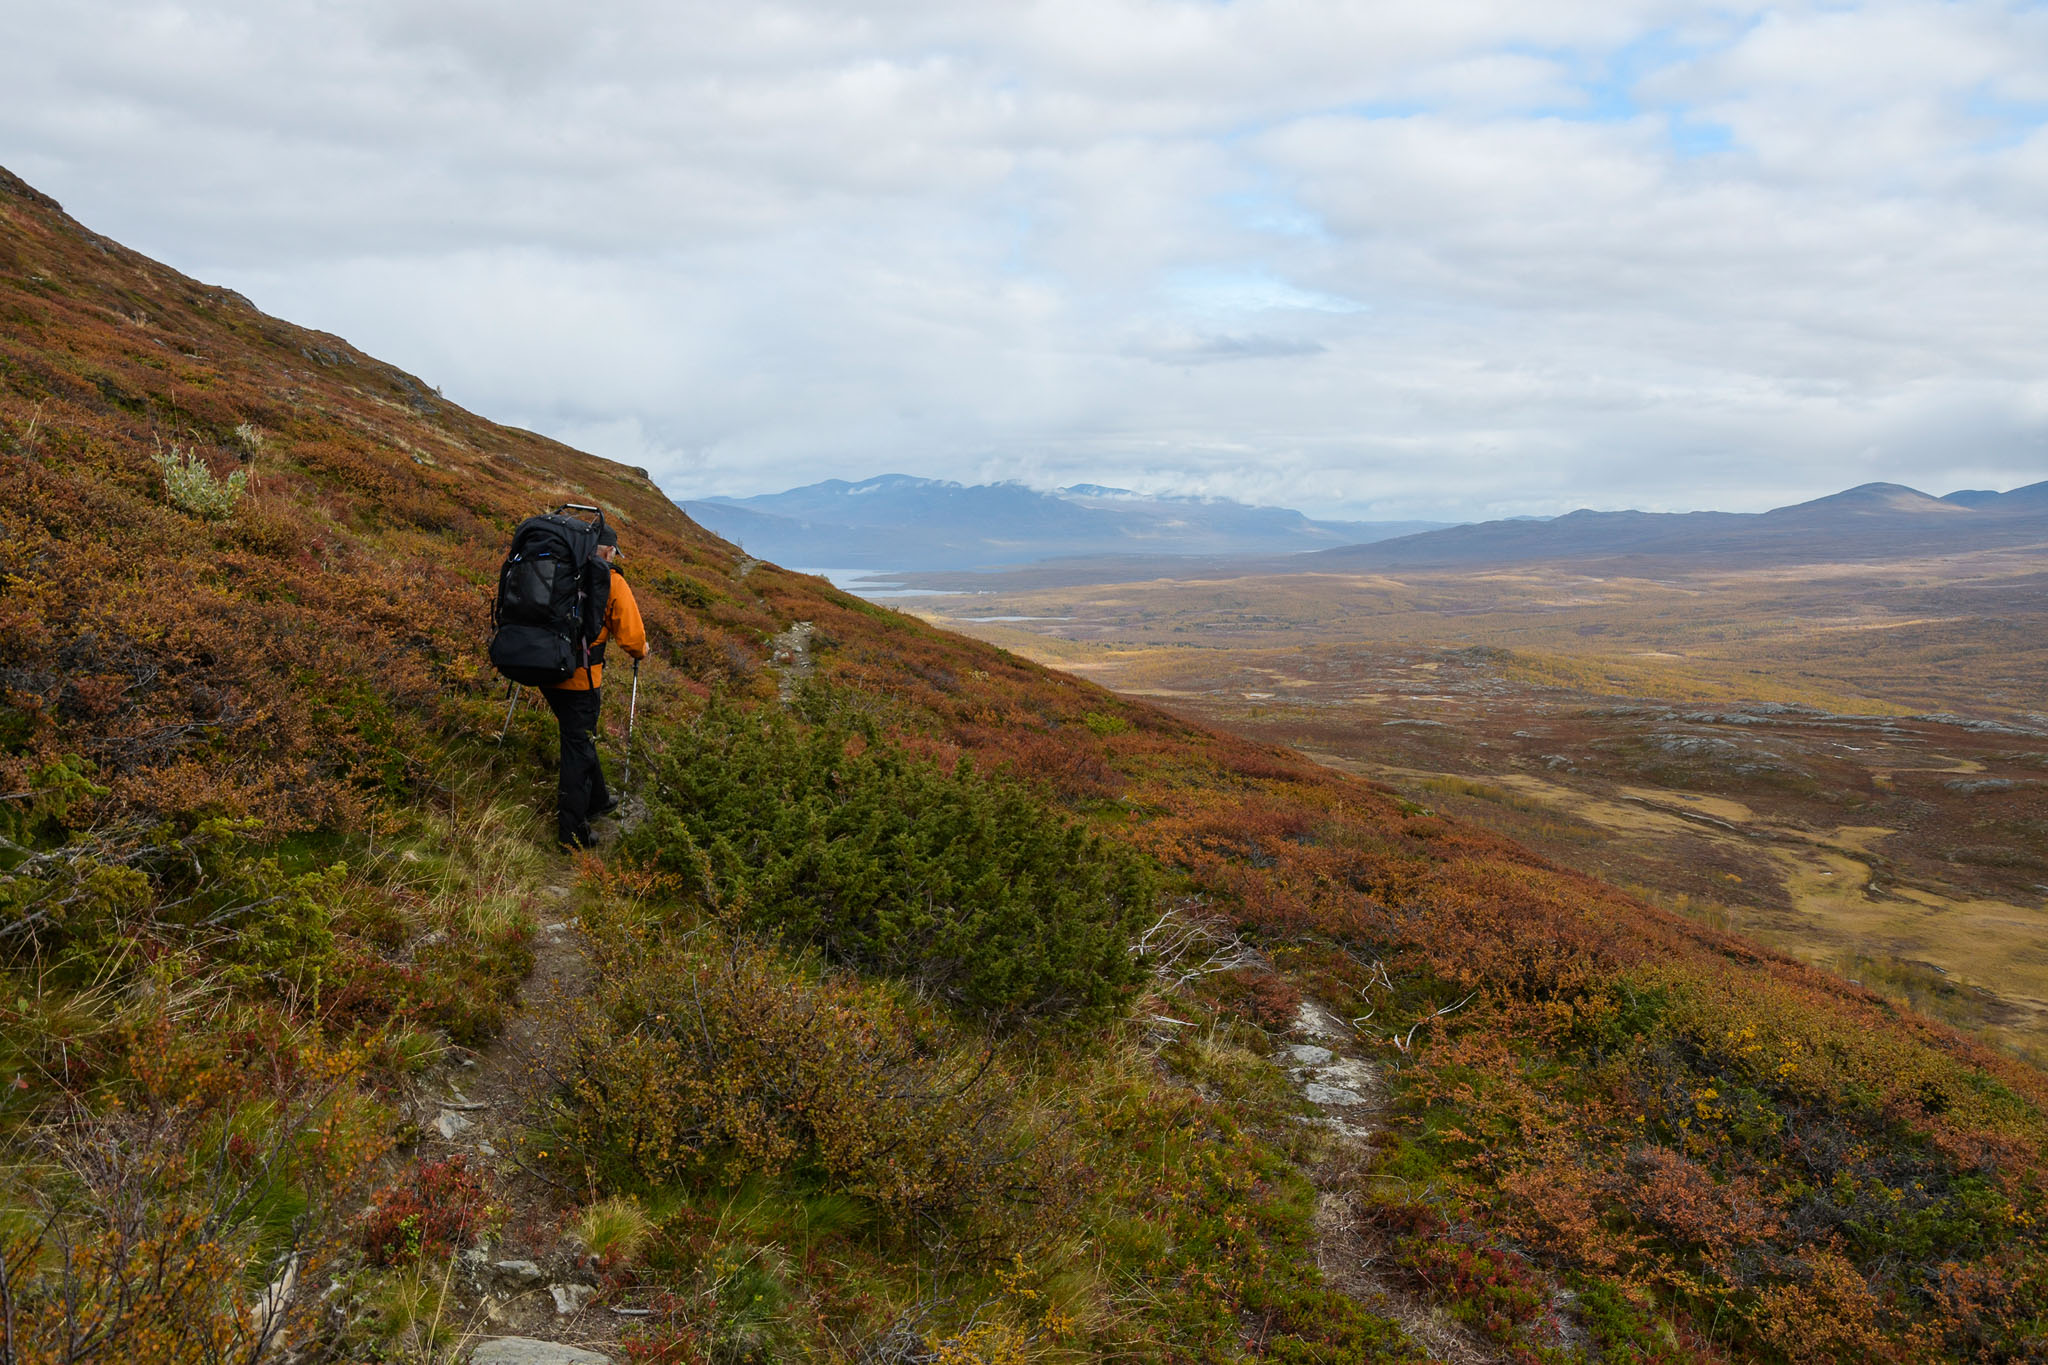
[
  {"xmin": 622, "ymin": 658, "xmax": 641, "ymax": 790},
  {"xmin": 496, "ymin": 682, "xmax": 520, "ymax": 744}
]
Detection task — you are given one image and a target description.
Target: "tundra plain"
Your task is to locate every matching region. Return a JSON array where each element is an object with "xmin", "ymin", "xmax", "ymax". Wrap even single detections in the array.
[{"xmin": 921, "ymin": 546, "xmax": 2048, "ymax": 1059}]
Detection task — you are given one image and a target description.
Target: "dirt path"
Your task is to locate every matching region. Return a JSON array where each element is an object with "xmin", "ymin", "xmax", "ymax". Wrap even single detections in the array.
[
  {"xmin": 768, "ymin": 619, "xmax": 815, "ymax": 703},
  {"xmin": 405, "ymin": 861, "xmax": 623, "ymax": 1361},
  {"xmin": 1284, "ymin": 999, "xmax": 1509, "ymax": 1365}
]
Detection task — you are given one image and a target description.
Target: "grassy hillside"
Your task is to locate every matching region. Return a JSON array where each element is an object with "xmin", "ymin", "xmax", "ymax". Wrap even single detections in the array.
[{"xmin": 2, "ymin": 166, "xmax": 2045, "ymax": 1363}]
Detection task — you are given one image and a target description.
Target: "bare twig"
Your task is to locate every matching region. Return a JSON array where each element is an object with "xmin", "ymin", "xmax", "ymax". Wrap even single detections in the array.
[
  {"xmin": 1128, "ymin": 899, "xmax": 1262, "ymax": 988},
  {"xmin": 1390, "ymin": 991, "xmax": 1478, "ymax": 1055}
]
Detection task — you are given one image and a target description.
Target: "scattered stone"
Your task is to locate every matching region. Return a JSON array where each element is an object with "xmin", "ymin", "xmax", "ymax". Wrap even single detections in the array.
[
  {"xmin": 1918, "ymin": 713, "xmax": 2048, "ymax": 738},
  {"xmin": 1317, "ymin": 1056, "xmax": 1381, "ymax": 1094},
  {"xmin": 1648, "ymin": 732, "xmax": 1740, "ymax": 757},
  {"xmin": 1288, "ymin": 999, "xmax": 1381, "ymax": 1140},
  {"xmin": 1303, "ymin": 1081, "xmax": 1366, "ymax": 1107},
  {"xmin": 468, "ymin": 1339, "xmax": 610, "ymax": 1365},
  {"xmin": 768, "ymin": 620, "xmax": 817, "ymax": 704},
  {"xmin": 478, "ymin": 1141, "xmax": 500, "ymax": 1158},
  {"xmin": 434, "ymin": 1109, "xmax": 472, "ymax": 1140},
  {"xmin": 1293, "ymin": 999, "xmax": 1349, "ymax": 1039},
  {"xmin": 551, "ymin": 1283, "xmax": 596, "ymax": 1315},
  {"xmin": 493, "ymin": 1260, "xmax": 545, "ymax": 1288}
]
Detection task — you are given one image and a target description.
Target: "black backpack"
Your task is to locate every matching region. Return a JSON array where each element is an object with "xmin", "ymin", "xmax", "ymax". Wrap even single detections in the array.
[{"xmin": 488, "ymin": 505, "xmax": 613, "ymax": 686}]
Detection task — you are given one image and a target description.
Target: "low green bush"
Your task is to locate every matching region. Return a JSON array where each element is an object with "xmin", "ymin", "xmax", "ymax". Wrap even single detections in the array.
[{"xmin": 625, "ymin": 702, "xmax": 1157, "ymax": 1023}]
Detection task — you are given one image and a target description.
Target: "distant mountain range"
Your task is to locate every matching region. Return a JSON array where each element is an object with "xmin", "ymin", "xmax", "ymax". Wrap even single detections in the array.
[
  {"xmin": 680, "ymin": 475, "xmax": 1450, "ymax": 570},
  {"xmin": 680, "ymin": 476, "xmax": 2048, "ymax": 588},
  {"xmin": 1304, "ymin": 481, "xmax": 2048, "ymax": 571}
]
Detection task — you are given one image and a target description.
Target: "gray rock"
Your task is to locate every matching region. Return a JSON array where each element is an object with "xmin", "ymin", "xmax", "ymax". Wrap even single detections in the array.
[
  {"xmin": 468, "ymin": 1339, "xmax": 610, "ymax": 1365},
  {"xmin": 1285, "ymin": 1044, "xmax": 1334, "ymax": 1067},
  {"xmin": 434, "ymin": 1109, "xmax": 472, "ymax": 1140},
  {"xmin": 1292, "ymin": 1000, "xmax": 1347, "ymax": 1038},
  {"xmin": 551, "ymin": 1282, "xmax": 596, "ymax": 1315},
  {"xmin": 1318, "ymin": 1057, "xmax": 1380, "ymax": 1095},
  {"xmin": 1648, "ymin": 733, "xmax": 1740, "ymax": 757},
  {"xmin": 1918, "ymin": 713, "xmax": 2048, "ymax": 738},
  {"xmin": 1303, "ymin": 1082, "xmax": 1366, "ymax": 1107},
  {"xmin": 492, "ymin": 1259, "xmax": 545, "ymax": 1287}
]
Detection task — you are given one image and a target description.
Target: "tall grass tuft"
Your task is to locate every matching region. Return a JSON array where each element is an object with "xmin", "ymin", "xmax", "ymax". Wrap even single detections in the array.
[{"xmin": 573, "ymin": 1194, "xmax": 654, "ymax": 1266}]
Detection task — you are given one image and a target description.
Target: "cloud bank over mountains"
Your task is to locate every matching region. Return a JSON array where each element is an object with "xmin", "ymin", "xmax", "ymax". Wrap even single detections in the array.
[{"xmin": 8, "ymin": 1, "xmax": 2046, "ymax": 519}]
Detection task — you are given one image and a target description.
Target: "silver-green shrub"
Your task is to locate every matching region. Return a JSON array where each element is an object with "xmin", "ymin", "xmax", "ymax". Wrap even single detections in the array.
[{"xmin": 153, "ymin": 444, "xmax": 247, "ymax": 520}]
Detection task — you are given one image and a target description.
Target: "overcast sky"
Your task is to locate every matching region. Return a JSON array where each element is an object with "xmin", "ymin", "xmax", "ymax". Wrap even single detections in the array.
[{"xmin": 6, "ymin": 1, "xmax": 2047, "ymax": 520}]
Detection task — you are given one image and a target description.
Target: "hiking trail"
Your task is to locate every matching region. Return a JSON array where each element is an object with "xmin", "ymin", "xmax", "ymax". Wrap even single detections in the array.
[
  {"xmin": 1286, "ymin": 998, "xmax": 1570, "ymax": 1365},
  {"xmin": 768, "ymin": 619, "xmax": 815, "ymax": 703},
  {"xmin": 404, "ymin": 857, "xmax": 622, "ymax": 1363}
]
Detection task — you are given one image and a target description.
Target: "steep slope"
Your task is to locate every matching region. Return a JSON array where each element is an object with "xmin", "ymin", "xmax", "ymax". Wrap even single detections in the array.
[
  {"xmin": 1306, "ymin": 480, "xmax": 2048, "ymax": 570},
  {"xmin": 4, "ymin": 168, "xmax": 2047, "ymax": 1364}
]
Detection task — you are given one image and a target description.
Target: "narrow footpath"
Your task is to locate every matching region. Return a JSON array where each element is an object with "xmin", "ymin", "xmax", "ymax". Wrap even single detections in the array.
[{"xmin": 405, "ymin": 860, "xmax": 616, "ymax": 1363}]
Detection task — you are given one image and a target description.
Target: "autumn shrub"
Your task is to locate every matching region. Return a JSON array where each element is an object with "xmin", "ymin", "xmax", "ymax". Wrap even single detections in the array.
[
  {"xmin": 1239, "ymin": 1279, "xmax": 1425, "ymax": 1364},
  {"xmin": 357, "ymin": 1154, "xmax": 493, "ymax": 1266},
  {"xmin": 624, "ymin": 700, "xmax": 1157, "ymax": 1023},
  {"xmin": 563, "ymin": 931, "xmax": 1070, "ymax": 1244},
  {"xmin": 0, "ymin": 1086, "xmax": 387, "ymax": 1363}
]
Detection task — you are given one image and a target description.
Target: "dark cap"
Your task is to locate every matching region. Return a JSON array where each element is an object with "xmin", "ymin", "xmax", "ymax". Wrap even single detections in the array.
[{"xmin": 596, "ymin": 524, "xmax": 619, "ymax": 549}]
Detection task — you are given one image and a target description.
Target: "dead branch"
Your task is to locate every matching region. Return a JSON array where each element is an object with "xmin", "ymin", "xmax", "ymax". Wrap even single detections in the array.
[
  {"xmin": 1128, "ymin": 899, "xmax": 1263, "ymax": 988},
  {"xmin": 1390, "ymin": 991, "xmax": 1478, "ymax": 1055}
]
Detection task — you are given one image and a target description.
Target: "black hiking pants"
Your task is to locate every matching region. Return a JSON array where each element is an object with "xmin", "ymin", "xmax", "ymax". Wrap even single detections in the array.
[{"xmin": 543, "ymin": 684, "xmax": 610, "ymax": 847}]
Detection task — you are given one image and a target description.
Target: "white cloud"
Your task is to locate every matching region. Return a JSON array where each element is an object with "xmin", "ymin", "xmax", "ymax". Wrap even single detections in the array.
[{"xmin": 3, "ymin": 0, "xmax": 2045, "ymax": 518}]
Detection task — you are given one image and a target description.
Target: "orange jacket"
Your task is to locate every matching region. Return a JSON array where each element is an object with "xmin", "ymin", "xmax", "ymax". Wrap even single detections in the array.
[{"xmin": 547, "ymin": 568, "xmax": 647, "ymax": 691}]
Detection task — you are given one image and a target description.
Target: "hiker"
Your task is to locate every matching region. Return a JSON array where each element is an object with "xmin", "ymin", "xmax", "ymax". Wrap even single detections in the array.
[{"xmin": 543, "ymin": 524, "xmax": 646, "ymax": 849}]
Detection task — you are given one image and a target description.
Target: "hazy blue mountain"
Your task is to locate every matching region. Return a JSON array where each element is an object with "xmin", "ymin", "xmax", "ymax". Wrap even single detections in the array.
[
  {"xmin": 1303, "ymin": 481, "xmax": 2048, "ymax": 571},
  {"xmin": 680, "ymin": 474, "xmax": 1450, "ymax": 569}
]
